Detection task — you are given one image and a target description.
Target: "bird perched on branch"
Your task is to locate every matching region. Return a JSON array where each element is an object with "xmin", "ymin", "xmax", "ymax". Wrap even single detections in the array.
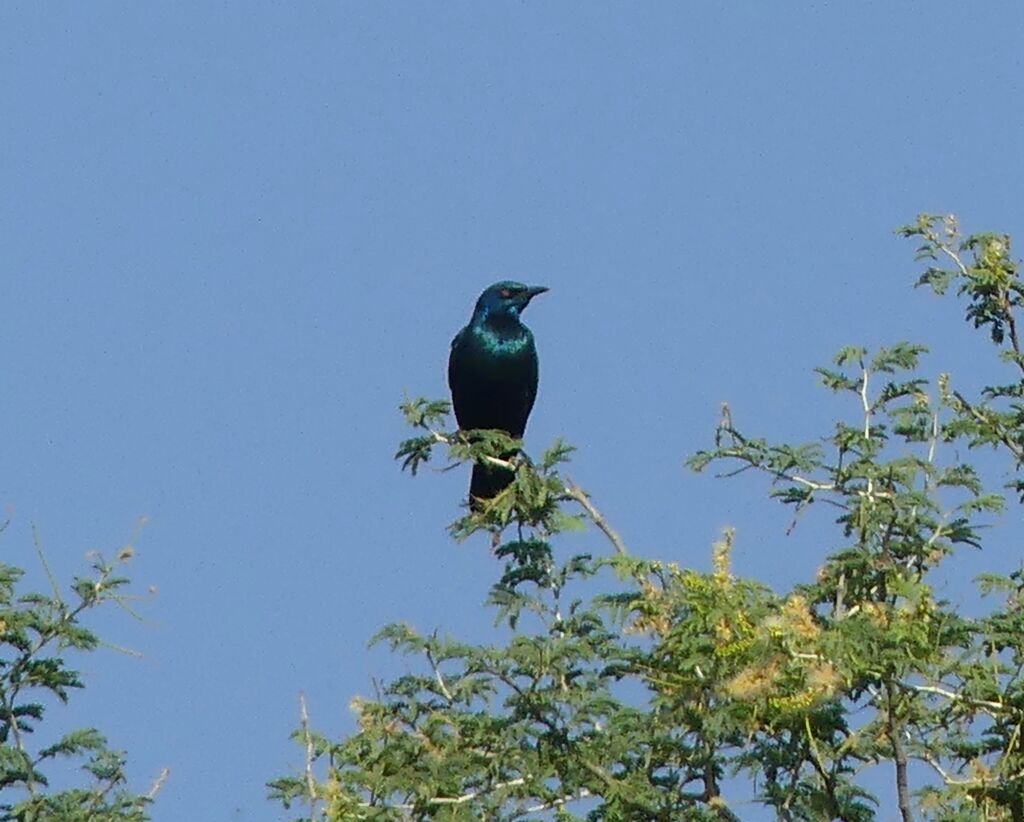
[{"xmin": 448, "ymin": 281, "xmax": 548, "ymax": 506}]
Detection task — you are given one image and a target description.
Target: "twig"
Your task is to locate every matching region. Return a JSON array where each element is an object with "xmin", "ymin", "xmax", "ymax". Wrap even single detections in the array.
[
  {"xmin": 425, "ymin": 646, "xmax": 454, "ymax": 702},
  {"xmin": 299, "ymin": 693, "xmax": 318, "ymax": 802},
  {"xmin": 936, "ymin": 241, "xmax": 969, "ymax": 278},
  {"xmin": 427, "ymin": 776, "xmax": 527, "ymax": 805},
  {"xmin": 31, "ymin": 524, "xmax": 63, "ymax": 604},
  {"xmin": 922, "ymin": 751, "xmax": 1024, "ymax": 788},
  {"xmin": 898, "ymin": 681, "xmax": 1003, "ymax": 712},
  {"xmin": 564, "ymin": 481, "xmax": 629, "ymax": 555},
  {"xmin": 952, "ymin": 390, "xmax": 1024, "ymax": 461},
  {"xmin": 860, "ymin": 363, "xmax": 871, "ymax": 441},
  {"xmin": 481, "ymin": 455, "xmax": 517, "ymax": 471},
  {"xmin": 147, "ymin": 767, "xmax": 170, "ymax": 800},
  {"xmin": 788, "ymin": 474, "xmax": 836, "ymax": 491},
  {"xmin": 927, "ymin": 410, "xmax": 939, "ymax": 466},
  {"xmin": 524, "ymin": 788, "xmax": 592, "ymax": 813}
]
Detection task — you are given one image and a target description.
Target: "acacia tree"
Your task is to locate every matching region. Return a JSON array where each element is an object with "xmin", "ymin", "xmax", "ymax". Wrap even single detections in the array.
[
  {"xmin": 272, "ymin": 214, "xmax": 1024, "ymax": 821},
  {"xmin": 0, "ymin": 532, "xmax": 159, "ymax": 821}
]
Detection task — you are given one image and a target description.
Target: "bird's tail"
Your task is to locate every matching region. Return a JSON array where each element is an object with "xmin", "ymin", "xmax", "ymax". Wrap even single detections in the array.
[{"xmin": 469, "ymin": 460, "xmax": 516, "ymax": 509}]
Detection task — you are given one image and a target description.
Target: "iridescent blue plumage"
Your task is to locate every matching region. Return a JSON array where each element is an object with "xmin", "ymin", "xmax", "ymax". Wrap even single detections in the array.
[{"xmin": 448, "ymin": 281, "xmax": 548, "ymax": 504}]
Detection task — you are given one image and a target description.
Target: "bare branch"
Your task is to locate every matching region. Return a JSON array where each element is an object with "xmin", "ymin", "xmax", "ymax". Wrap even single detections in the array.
[
  {"xmin": 147, "ymin": 768, "xmax": 170, "ymax": 800},
  {"xmin": 299, "ymin": 693, "xmax": 318, "ymax": 803},
  {"xmin": 427, "ymin": 776, "xmax": 527, "ymax": 805},
  {"xmin": 936, "ymin": 241, "xmax": 969, "ymax": 278},
  {"xmin": 564, "ymin": 481, "xmax": 629, "ymax": 556},
  {"xmin": 900, "ymin": 681, "xmax": 1002, "ymax": 712},
  {"xmin": 425, "ymin": 646, "xmax": 454, "ymax": 703},
  {"xmin": 524, "ymin": 787, "xmax": 593, "ymax": 813}
]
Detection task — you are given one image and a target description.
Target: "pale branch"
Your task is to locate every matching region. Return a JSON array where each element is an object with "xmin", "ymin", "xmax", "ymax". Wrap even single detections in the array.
[
  {"xmin": 898, "ymin": 681, "xmax": 1003, "ymax": 715},
  {"xmin": 788, "ymin": 474, "xmax": 837, "ymax": 491},
  {"xmin": 564, "ymin": 481, "xmax": 629, "ymax": 556},
  {"xmin": 860, "ymin": 363, "xmax": 872, "ymax": 441},
  {"xmin": 524, "ymin": 788, "xmax": 593, "ymax": 813},
  {"xmin": 922, "ymin": 751, "xmax": 1024, "ymax": 788},
  {"xmin": 146, "ymin": 768, "xmax": 170, "ymax": 801},
  {"xmin": 426, "ymin": 776, "xmax": 528, "ymax": 806},
  {"xmin": 833, "ymin": 571, "xmax": 847, "ymax": 619},
  {"xmin": 936, "ymin": 240, "xmax": 970, "ymax": 279},
  {"xmin": 355, "ymin": 776, "xmax": 531, "ymax": 813},
  {"xmin": 482, "ymin": 455, "xmax": 517, "ymax": 471},
  {"xmin": 428, "ymin": 427, "xmax": 525, "ymax": 473},
  {"xmin": 299, "ymin": 693, "xmax": 318, "ymax": 803},
  {"xmin": 380, "ymin": 777, "xmax": 595, "ymax": 815},
  {"xmin": 712, "ymin": 445, "xmax": 837, "ymax": 492},
  {"xmin": 920, "ymin": 753, "xmax": 971, "ymax": 787},
  {"xmin": 927, "ymin": 409, "xmax": 939, "ymax": 466},
  {"xmin": 425, "ymin": 646, "xmax": 454, "ymax": 703}
]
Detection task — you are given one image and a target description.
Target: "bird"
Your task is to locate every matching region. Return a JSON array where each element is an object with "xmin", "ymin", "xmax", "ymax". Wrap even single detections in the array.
[{"xmin": 448, "ymin": 281, "xmax": 548, "ymax": 506}]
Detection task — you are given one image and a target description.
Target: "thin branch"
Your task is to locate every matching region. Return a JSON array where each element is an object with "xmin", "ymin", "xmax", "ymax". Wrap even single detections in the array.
[
  {"xmin": 564, "ymin": 481, "xmax": 629, "ymax": 555},
  {"xmin": 481, "ymin": 455, "xmax": 517, "ymax": 470},
  {"xmin": 31, "ymin": 524, "xmax": 63, "ymax": 604},
  {"xmin": 147, "ymin": 767, "xmax": 170, "ymax": 800},
  {"xmin": 524, "ymin": 788, "xmax": 592, "ymax": 813},
  {"xmin": 900, "ymin": 681, "xmax": 1003, "ymax": 713},
  {"xmin": 922, "ymin": 751, "xmax": 1024, "ymax": 788},
  {"xmin": 885, "ymin": 680, "xmax": 915, "ymax": 822},
  {"xmin": 860, "ymin": 363, "xmax": 871, "ymax": 441},
  {"xmin": 1005, "ymin": 303, "xmax": 1023, "ymax": 372},
  {"xmin": 936, "ymin": 241, "xmax": 969, "ymax": 278},
  {"xmin": 920, "ymin": 752, "xmax": 969, "ymax": 786},
  {"xmin": 427, "ymin": 776, "xmax": 527, "ymax": 805},
  {"xmin": 787, "ymin": 474, "xmax": 837, "ymax": 492},
  {"xmin": 952, "ymin": 390, "xmax": 1024, "ymax": 461},
  {"xmin": 299, "ymin": 693, "xmax": 318, "ymax": 803},
  {"xmin": 803, "ymin": 721, "xmax": 860, "ymax": 822},
  {"xmin": 833, "ymin": 572, "xmax": 847, "ymax": 620},
  {"xmin": 425, "ymin": 646, "xmax": 454, "ymax": 703},
  {"xmin": 927, "ymin": 409, "xmax": 939, "ymax": 466}
]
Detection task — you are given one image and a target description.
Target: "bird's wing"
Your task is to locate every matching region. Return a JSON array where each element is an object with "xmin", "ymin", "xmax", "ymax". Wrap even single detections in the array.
[
  {"xmin": 519, "ymin": 338, "xmax": 540, "ymax": 431},
  {"xmin": 447, "ymin": 327, "xmax": 470, "ymax": 428},
  {"xmin": 450, "ymin": 326, "xmax": 466, "ymax": 351},
  {"xmin": 448, "ymin": 328, "xmax": 466, "ymax": 387}
]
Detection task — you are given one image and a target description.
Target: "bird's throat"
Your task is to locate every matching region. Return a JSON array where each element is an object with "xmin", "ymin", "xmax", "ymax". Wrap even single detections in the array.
[{"xmin": 475, "ymin": 318, "xmax": 532, "ymax": 355}]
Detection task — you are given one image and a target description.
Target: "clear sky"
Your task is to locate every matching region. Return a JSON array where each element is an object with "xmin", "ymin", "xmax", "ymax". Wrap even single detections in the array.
[{"xmin": 3, "ymin": 4, "xmax": 1024, "ymax": 819}]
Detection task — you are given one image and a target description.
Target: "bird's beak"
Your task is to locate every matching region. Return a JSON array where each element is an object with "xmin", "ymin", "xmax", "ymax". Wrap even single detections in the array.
[{"xmin": 525, "ymin": 286, "xmax": 549, "ymax": 300}]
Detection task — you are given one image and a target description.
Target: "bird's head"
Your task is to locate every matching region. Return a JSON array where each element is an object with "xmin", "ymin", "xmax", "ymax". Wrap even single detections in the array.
[{"xmin": 473, "ymin": 281, "xmax": 549, "ymax": 322}]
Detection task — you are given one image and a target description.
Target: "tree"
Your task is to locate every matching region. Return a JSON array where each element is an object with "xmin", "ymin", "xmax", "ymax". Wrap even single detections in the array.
[
  {"xmin": 271, "ymin": 214, "xmax": 1024, "ymax": 821},
  {"xmin": 0, "ymin": 526, "xmax": 159, "ymax": 821}
]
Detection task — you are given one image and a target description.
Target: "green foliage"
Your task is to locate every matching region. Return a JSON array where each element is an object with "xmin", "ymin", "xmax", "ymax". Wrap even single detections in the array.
[
  {"xmin": 274, "ymin": 215, "xmax": 1024, "ymax": 821},
  {"xmin": 899, "ymin": 214, "xmax": 1024, "ymax": 503},
  {"xmin": 0, "ymin": 536, "xmax": 156, "ymax": 820}
]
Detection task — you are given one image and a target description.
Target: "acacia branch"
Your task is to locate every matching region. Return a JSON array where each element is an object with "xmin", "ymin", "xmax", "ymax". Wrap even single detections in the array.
[
  {"xmin": 860, "ymin": 362, "xmax": 872, "ymax": 440},
  {"xmin": 524, "ymin": 788, "xmax": 593, "ymax": 813},
  {"xmin": 952, "ymin": 390, "xmax": 1024, "ymax": 462},
  {"xmin": 936, "ymin": 240, "xmax": 969, "ymax": 279},
  {"xmin": 427, "ymin": 776, "xmax": 527, "ymax": 805},
  {"xmin": 425, "ymin": 647, "xmax": 454, "ymax": 703},
  {"xmin": 900, "ymin": 681, "xmax": 1003, "ymax": 714},
  {"xmin": 885, "ymin": 680, "xmax": 915, "ymax": 822},
  {"xmin": 564, "ymin": 481, "xmax": 629, "ymax": 555},
  {"xmin": 299, "ymin": 693, "xmax": 318, "ymax": 803},
  {"xmin": 147, "ymin": 767, "xmax": 170, "ymax": 800}
]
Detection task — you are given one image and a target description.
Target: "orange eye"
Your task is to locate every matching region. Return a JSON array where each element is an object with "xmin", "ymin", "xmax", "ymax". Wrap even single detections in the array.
[{"xmin": 500, "ymin": 289, "xmax": 512, "ymax": 298}]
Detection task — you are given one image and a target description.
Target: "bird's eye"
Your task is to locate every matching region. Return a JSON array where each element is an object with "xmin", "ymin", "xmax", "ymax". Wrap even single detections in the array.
[{"xmin": 500, "ymin": 288, "xmax": 512, "ymax": 298}]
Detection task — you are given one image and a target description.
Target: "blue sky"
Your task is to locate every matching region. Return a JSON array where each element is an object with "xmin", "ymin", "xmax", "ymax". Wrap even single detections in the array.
[{"xmin": 3, "ymin": 4, "xmax": 1024, "ymax": 819}]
